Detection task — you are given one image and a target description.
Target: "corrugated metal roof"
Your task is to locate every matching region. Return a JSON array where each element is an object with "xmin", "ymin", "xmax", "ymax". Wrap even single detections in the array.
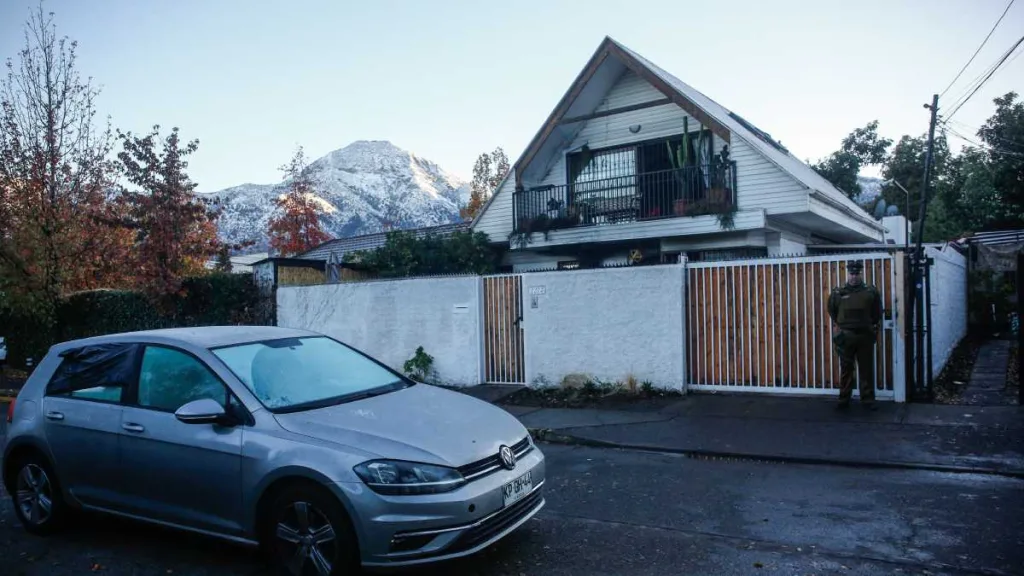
[
  {"xmin": 966, "ymin": 229, "xmax": 1024, "ymax": 246},
  {"xmin": 299, "ymin": 222, "xmax": 470, "ymax": 261}
]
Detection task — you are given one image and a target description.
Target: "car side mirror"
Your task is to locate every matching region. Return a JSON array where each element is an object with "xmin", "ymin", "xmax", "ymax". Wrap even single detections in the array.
[{"xmin": 175, "ymin": 398, "xmax": 228, "ymax": 425}]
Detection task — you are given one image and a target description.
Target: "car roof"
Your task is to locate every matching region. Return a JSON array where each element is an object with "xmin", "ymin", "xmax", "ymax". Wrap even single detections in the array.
[{"xmin": 52, "ymin": 326, "xmax": 319, "ymax": 353}]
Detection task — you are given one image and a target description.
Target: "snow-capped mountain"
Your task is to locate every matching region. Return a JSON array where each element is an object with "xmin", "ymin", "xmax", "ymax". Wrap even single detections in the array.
[
  {"xmin": 855, "ymin": 176, "xmax": 884, "ymax": 206},
  {"xmin": 206, "ymin": 140, "xmax": 470, "ymax": 250}
]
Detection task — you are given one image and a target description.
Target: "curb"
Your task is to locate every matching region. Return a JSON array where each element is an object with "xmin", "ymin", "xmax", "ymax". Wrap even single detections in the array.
[{"xmin": 527, "ymin": 428, "xmax": 1024, "ymax": 480}]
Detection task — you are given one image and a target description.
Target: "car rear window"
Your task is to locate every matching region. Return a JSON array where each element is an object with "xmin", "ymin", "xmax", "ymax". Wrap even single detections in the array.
[{"xmin": 47, "ymin": 343, "xmax": 141, "ymax": 402}]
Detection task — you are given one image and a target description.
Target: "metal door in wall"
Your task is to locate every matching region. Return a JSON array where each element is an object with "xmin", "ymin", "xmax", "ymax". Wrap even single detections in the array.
[
  {"xmin": 686, "ymin": 253, "xmax": 899, "ymax": 398},
  {"xmin": 483, "ymin": 275, "xmax": 526, "ymax": 384}
]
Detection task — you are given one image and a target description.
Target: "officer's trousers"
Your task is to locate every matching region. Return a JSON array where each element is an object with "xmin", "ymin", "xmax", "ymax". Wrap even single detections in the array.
[{"xmin": 835, "ymin": 329, "xmax": 876, "ymax": 403}]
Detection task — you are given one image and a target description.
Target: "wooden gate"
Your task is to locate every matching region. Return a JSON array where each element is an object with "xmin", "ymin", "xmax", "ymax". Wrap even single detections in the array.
[
  {"xmin": 483, "ymin": 274, "xmax": 525, "ymax": 384},
  {"xmin": 686, "ymin": 253, "xmax": 899, "ymax": 398}
]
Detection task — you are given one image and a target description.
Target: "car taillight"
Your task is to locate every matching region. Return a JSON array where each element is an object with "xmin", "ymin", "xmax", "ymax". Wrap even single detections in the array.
[{"xmin": 5, "ymin": 398, "xmax": 14, "ymax": 423}]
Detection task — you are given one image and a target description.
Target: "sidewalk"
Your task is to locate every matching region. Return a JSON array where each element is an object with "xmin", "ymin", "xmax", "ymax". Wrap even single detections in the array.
[
  {"xmin": 962, "ymin": 339, "xmax": 1015, "ymax": 405},
  {"xmin": 473, "ymin": 388, "xmax": 1024, "ymax": 478}
]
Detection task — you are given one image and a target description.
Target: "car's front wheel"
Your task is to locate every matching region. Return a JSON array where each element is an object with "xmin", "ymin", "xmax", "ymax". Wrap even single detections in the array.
[
  {"xmin": 266, "ymin": 483, "xmax": 358, "ymax": 576},
  {"xmin": 11, "ymin": 454, "xmax": 68, "ymax": 535}
]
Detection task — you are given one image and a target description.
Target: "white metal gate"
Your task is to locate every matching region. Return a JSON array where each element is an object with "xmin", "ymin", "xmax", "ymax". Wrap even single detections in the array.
[
  {"xmin": 483, "ymin": 274, "xmax": 526, "ymax": 384},
  {"xmin": 685, "ymin": 253, "xmax": 900, "ymax": 399}
]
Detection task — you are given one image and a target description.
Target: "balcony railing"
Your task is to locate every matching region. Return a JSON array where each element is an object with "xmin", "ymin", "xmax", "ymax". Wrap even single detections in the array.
[{"xmin": 512, "ymin": 162, "xmax": 736, "ymax": 235}]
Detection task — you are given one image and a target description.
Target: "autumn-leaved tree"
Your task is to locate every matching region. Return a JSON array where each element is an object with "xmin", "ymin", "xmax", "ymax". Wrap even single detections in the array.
[
  {"xmin": 0, "ymin": 5, "xmax": 134, "ymax": 324},
  {"xmin": 268, "ymin": 146, "xmax": 332, "ymax": 256},
  {"xmin": 118, "ymin": 126, "xmax": 220, "ymax": 296},
  {"xmin": 460, "ymin": 147, "xmax": 509, "ymax": 220}
]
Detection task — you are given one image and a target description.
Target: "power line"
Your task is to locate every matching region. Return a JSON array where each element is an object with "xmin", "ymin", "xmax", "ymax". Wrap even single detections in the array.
[
  {"xmin": 945, "ymin": 30, "xmax": 1023, "ymax": 112},
  {"xmin": 943, "ymin": 126, "xmax": 1024, "ymax": 158},
  {"xmin": 940, "ymin": 0, "xmax": 1016, "ymax": 98},
  {"xmin": 945, "ymin": 33, "xmax": 1024, "ymax": 121},
  {"xmin": 943, "ymin": 118, "xmax": 1024, "ymax": 149}
]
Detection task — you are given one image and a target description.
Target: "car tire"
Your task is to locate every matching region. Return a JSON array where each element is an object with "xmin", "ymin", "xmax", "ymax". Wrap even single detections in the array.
[
  {"xmin": 264, "ymin": 482, "xmax": 359, "ymax": 576},
  {"xmin": 10, "ymin": 453, "xmax": 69, "ymax": 536}
]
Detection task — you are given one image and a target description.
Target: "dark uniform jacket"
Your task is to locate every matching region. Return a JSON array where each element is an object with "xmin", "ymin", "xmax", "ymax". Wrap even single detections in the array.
[{"xmin": 827, "ymin": 283, "xmax": 882, "ymax": 333}]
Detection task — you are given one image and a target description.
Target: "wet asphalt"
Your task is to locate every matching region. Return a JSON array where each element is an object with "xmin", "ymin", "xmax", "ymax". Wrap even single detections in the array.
[{"xmin": 0, "ymin": 443, "xmax": 1022, "ymax": 576}]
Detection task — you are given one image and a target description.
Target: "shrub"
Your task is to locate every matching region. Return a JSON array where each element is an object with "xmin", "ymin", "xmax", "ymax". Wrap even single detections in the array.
[
  {"xmin": 403, "ymin": 346, "xmax": 436, "ymax": 383},
  {"xmin": 0, "ymin": 272, "xmax": 272, "ymax": 369},
  {"xmin": 347, "ymin": 230, "xmax": 500, "ymax": 278}
]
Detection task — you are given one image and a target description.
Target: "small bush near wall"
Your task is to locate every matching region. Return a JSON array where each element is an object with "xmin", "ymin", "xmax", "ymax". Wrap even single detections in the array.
[
  {"xmin": 58, "ymin": 290, "xmax": 169, "ymax": 341},
  {"xmin": 173, "ymin": 274, "xmax": 267, "ymax": 326},
  {"xmin": 0, "ymin": 273, "xmax": 271, "ymax": 369}
]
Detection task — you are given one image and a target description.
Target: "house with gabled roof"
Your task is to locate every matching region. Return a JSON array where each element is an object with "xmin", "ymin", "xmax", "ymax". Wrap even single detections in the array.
[{"xmin": 472, "ymin": 37, "xmax": 887, "ymax": 270}]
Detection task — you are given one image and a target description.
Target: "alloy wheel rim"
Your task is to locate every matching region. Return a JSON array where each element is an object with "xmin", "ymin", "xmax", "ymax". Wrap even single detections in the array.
[
  {"xmin": 15, "ymin": 464, "xmax": 53, "ymax": 526},
  {"xmin": 275, "ymin": 501, "xmax": 337, "ymax": 576}
]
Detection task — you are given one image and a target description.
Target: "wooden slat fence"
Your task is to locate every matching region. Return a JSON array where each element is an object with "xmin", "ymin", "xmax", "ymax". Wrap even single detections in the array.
[
  {"xmin": 483, "ymin": 275, "xmax": 526, "ymax": 384},
  {"xmin": 686, "ymin": 253, "xmax": 896, "ymax": 397}
]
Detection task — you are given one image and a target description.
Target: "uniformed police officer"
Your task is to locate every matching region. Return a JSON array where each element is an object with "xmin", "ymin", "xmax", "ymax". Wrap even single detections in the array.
[{"xmin": 827, "ymin": 260, "xmax": 883, "ymax": 410}]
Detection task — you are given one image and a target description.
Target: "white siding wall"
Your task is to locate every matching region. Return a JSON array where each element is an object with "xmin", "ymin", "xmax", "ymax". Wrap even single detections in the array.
[
  {"xmin": 276, "ymin": 277, "xmax": 483, "ymax": 386},
  {"xmin": 535, "ymin": 71, "xmax": 725, "ymax": 188},
  {"xmin": 731, "ymin": 137, "xmax": 807, "ymax": 213},
  {"xmin": 925, "ymin": 245, "xmax": 968, "ymax": 377},
  {"xmin": 473, "ymin": 176, "xmax": 517, "ymax": 244},
  {"xmin": 521, "ymin": 266, "xmax": 685, "ymax": 389}
]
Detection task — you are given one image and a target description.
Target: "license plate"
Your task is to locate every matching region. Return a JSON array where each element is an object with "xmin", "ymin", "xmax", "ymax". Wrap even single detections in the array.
[{"xmin": 502, "ymin": 471, "xmax": 532, "ymax": 507}]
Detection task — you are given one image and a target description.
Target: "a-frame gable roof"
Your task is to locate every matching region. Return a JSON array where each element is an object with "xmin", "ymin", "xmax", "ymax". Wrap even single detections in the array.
[{"xmin": 473, "ymin": 36, "xmax": 880, "ymax": 232}]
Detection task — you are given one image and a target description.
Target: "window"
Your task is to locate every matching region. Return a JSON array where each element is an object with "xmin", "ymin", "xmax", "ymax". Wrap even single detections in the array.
[
  {"xmin": 47, "ymin": 343, "xmax": 140, "ymax": 403},
  {"xmin": 137, "ymin": 346, "xmax": 228, "ymax": 412},
  {"xmin": 213, "ymin": 336, "xmax": 406, "ymax": 411}
]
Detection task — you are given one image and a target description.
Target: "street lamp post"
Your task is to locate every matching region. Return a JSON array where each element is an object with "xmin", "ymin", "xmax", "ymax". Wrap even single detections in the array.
[{"xmin": 883, "ymin": 178, "xmax": 912, "ymax": 250}]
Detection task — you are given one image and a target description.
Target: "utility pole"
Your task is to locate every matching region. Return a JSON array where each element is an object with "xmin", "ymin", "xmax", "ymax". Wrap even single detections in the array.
[
  {"xmin": 915, "ymin": 94, "xmax": 940, "ymax": 253},
  {"xmin": 908, "ymin": 94, "xmax": 939, "ymax": 401}
]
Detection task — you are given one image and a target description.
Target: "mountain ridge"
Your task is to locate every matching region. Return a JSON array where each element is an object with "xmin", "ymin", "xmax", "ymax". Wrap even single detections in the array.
[{"xmin": 205, "ymin": 140, "xmax": 470, "ymax": 250}]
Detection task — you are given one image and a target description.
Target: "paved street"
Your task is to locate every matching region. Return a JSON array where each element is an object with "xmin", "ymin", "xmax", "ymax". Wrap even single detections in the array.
[{"xmin": 1, "ymin": 443, "xmax": 1022, "ymax": 576}]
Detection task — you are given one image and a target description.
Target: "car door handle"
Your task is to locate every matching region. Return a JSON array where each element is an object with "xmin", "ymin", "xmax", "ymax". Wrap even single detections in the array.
[
  {"xmin": 45, "ymin": 411, "xmax": 64, "ymax": 421},
  {"xmin": 122, "ymin": 423, "xmax": 145, "ymax": 433}
]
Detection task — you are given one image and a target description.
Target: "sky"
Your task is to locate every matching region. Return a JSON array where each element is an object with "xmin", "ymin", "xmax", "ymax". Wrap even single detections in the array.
[{"xmin": 1, "ymin": 0, "xmax": 1022, "ymax": 191}]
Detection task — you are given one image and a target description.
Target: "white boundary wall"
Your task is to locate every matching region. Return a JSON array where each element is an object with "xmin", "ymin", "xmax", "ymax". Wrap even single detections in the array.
[
  {"xmin": 277, "ymin": 276, "xmax": 483, "ymax": 386},
  {"xmin": 925, "ymin": 245, "xmax": 968, "ymax": 377},
  {"xmin": 274, "ymin": 249, "xmax": 966, "ymax": 400},
  {"xmin": 520, "ymin": 266, "xmax": 686, "ymax": 390}
]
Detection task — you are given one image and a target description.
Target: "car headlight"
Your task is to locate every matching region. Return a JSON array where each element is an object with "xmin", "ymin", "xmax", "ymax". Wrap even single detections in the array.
[{"xmin": 354, "ymin": 460, "xmax": 466, "ymax": 495}]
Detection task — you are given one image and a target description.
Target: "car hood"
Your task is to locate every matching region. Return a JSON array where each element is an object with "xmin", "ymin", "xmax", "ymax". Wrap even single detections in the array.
[{"xmin": 272, "ymin": 384, "xmax": 528, "ymax": 467}]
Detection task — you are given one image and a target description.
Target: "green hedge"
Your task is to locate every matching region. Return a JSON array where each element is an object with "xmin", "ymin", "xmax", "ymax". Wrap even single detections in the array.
[{"xmin": 1, "ymin": 273, "xmax": 272, "ymax": 369}]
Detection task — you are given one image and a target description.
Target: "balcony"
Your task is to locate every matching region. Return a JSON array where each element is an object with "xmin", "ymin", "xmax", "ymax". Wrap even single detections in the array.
[{"xmin": 512, "ymin": 162, "xmax": 736, "ymax": 236}]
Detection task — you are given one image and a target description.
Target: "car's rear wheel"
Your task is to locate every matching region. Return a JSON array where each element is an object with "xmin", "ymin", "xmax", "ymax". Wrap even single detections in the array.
[
  {"xmin": 265, "ymin": 483, "xmax": 358, "ymax": 576},
  {"xmin": 11, "ymin": 454, "xmax": 68, "ymax": 535}
]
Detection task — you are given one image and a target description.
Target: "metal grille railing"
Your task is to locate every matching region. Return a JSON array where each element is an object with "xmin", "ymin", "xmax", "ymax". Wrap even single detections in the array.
[{"xmin": 513, "ymin": 162, "xmax": 736, "ymax": 234}]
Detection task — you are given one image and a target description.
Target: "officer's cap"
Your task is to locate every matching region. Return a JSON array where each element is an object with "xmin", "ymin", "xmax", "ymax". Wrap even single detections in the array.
[{"xmin": 847, "ymin": 260, "xmax": 864, "ymax": 273}]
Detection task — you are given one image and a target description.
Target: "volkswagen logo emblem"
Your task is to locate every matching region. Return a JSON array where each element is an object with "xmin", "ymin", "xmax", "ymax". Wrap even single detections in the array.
[{"xmin": 498, "ymin": 445, "xmax": 516, "ymax": 470}]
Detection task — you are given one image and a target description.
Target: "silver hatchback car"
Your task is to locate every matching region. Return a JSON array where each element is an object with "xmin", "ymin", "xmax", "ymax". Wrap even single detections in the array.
[{"xmin": 2, "ymin": 326, "xmax": 545, "ymax": 574}]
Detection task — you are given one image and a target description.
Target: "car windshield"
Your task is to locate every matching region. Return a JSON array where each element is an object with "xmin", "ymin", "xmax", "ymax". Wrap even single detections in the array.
[{"xmin": 212, "ymin": 336, "xmax": 408, "ymax": 412}]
